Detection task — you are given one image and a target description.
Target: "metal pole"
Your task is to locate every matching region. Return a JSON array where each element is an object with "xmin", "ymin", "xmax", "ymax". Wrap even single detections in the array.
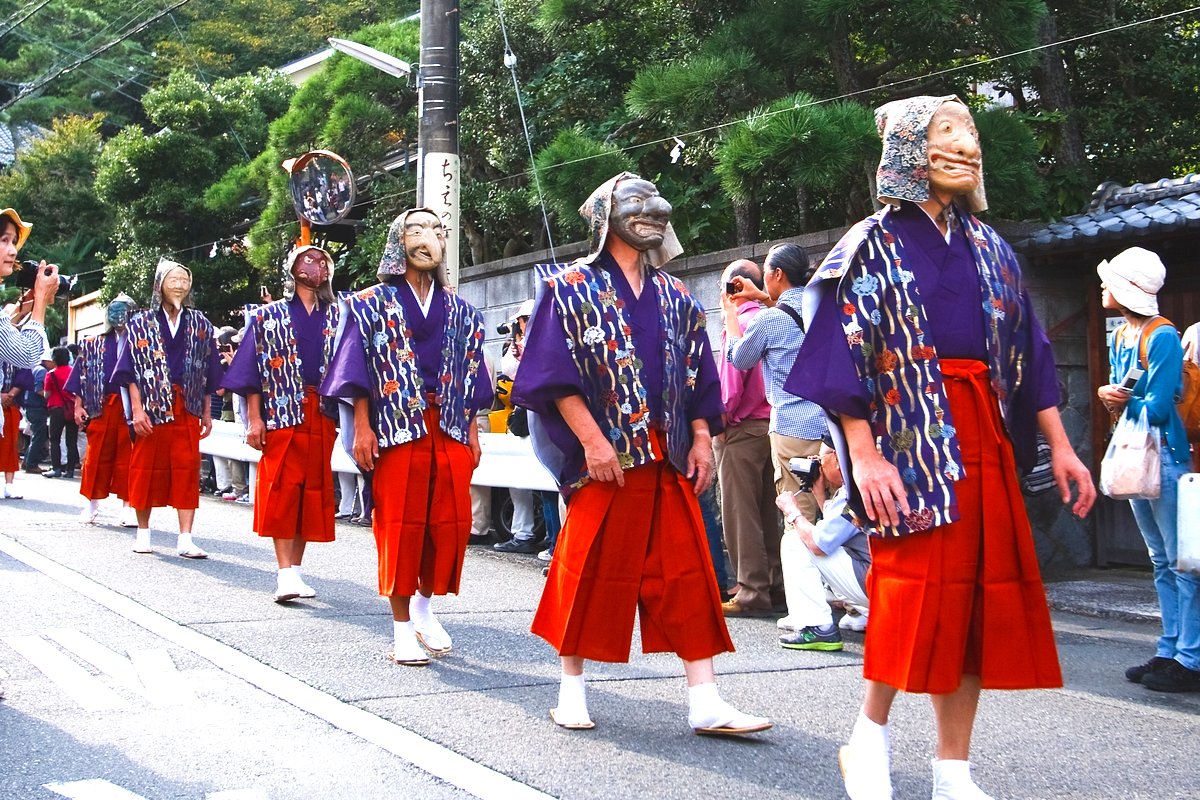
[{"xmin": 418, "ymin": 0, "xmax": 461, "ymax": 287}]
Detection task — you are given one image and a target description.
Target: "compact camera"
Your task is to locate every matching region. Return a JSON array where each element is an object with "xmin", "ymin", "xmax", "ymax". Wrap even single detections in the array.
[
  {"xmin": 496, "ymin": 321, "xmax": 514, "ymax": 336},
  {"xmin": 788, "ymin": 456, "xmax": 821, "ymax": 492},
  {"xmin": 15, "ymin": 260, "xmax": 77, "ymax": 299}
]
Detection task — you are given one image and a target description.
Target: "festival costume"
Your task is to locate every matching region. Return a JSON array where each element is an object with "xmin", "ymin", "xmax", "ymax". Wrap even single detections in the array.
[
  {"xmin": 788, "ymin": 197, "xmax": 1061, "ymax": 692},
  {"xmin": 224, "ymin": 293, "xmax": 339, "ymax": 541},
  {"xmin": 113, "ymin": 264, "xmax": 222, "ymax": 512},
  {"xmin": 321, "ymin": 213, "xmax": 491, "ymax": 598},
  {"xmin": 0, "ymin": 364, "xmax": 20, "ymax": 472},
  {"xmin": 66, "ymin": 330, "xmax": 132, "ymax": 501},
  {"xmin": 513, "ymin": 174, "xmax": 730, "ymax": 664}
]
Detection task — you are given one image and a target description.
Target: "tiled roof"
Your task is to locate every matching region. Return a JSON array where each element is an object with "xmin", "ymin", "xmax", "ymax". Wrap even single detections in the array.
[{"xmin": 1015, "ymin": 174, "xmax": 1200, "ymax": 253}]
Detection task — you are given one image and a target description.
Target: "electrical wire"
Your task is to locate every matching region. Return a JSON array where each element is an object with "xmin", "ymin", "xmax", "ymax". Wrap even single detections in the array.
[{"xmin": 493, "ymin": 0, "xmax": 555, "ymax": 259}]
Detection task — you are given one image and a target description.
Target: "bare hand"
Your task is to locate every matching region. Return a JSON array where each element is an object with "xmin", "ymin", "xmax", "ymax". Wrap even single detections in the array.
[
  {"xmin": 851, "ymin": 449, "xmax": 909, "ymax": 528},
  {"xmin": 353, "ymin": 423, "xmax": 379, "ymax": 472},
  {"xmin": 245, "ymin": 417, "xmax": 266, "ymax": 450},
  {"xmin": 469, "ymin": 424, "xmax": 482, "ymax": 468},
  {"xmin": 0, "ymin": 394, "xmax": 11, "ymax": 409},
  {"xmin": 686, "ymin": 436, "xmax": 713, "ymax": 495},
  {"xmin": 1097, "ymin": 384, "xmax": 1131, "ymax": 415},
  {"xmin": 33, "ymin": 262, "xmax": 59, "ymax": 308},
  {"xmin": 132, "ymin": 410, "xmax": 153, "ymax": 439},
  {"xmin": 583, "ymin": 438, "xmax": 623, "ymax": 486},
  {"xmin": 199, "ymin": 412, "xmax": 213, "ymax": 439},
  {"xmin": 74, "ymin": 407, "xmax": 88, "ymax": 427},
  {"xmin": 1051, "ymin": 446, "xmax": 1096, "ymax": 518}
]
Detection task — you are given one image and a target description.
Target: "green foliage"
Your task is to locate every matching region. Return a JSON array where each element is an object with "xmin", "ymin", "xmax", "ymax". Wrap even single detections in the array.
[
  {"xmin": 975, "ymin": 108, "xmax": 1046, "ymax": 220},
  {"xmin": 533, "ymin": 128, "xmax": 634, "ymax": 240}
]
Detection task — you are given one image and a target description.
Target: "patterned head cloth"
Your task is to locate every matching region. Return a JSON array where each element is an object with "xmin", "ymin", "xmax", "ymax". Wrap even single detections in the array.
[
  {"xmin": 578, "ymin": 172, "xmax": 683, "ymax": 268},
  {"xmin": 152, "ymin": 258, "xmax": 194, "ymax": 309},
  {"xmin": 104, "ymin": 292, "xmax": 138, "ymax": 333},
  {"xmin": 0, "ymin": 208, "xmax": 32, "ymax": 252},
  {"xmin": 283, "ymin": 244, "xmax": 336, "ymax": 305},
  {"xmin": 874, "ymin": 95, "xmax": 987, "ymax": 213},
  {"xmin": 376, "ymin": 206, "xmax": 449, "ymax": 286}
]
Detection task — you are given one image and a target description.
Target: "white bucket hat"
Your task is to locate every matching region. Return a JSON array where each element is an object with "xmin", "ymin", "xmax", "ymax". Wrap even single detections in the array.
[{"xmin": 1096, "ymin": 246, "xmax": 1165, "ymax": 316}]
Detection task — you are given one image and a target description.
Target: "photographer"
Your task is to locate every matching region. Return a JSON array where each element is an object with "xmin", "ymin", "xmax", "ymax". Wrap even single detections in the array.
[
  {"xmin": 0, "ymin": 208, "xmax": 58, "ymax": 370},
  {"xmin": 494, "ymin": 299, "xmax": 542, "ymax": 555},
  {"xmin": 775, "ymin": 439, "xmax": 870, "ymax": 652}
]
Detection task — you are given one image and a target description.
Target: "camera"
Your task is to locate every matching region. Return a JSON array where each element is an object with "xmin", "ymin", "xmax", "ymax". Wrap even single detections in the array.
[
  {"xmin": 496, "ymin": 321, "xmax": 513, "ymax": 336},
  {"xmin": 15, "ymin": 260, "xmax": 77, "ymax": 299},
  {"xmin": 788, "ymin": 456, "xmax": 821, "ymax": 492},
  {"xmin": 725, "ymin": 280, "xmax": 740, "ymax": 295}
]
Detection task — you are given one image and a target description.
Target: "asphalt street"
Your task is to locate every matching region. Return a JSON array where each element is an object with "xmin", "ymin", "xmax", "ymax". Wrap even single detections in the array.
[{"xmin": 1, "ymin": 473, "xmax": 1197, "ymax": 800}]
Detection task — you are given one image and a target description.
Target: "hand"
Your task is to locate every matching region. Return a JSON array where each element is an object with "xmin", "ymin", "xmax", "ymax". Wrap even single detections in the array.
[
  {"xmin": 353, "ymin": 422, "xmax": 379, "ymax": 471},
  {"xmin": 199, "ymin": 411, "xmax": 213, "ymax": 439},
  {"xmin": 74, "ymin": 407, "xmax": 88, "ymax": 427},
  {"xmin": 686, "ymin": 434, "xmax": 713, "ymax": 495},
  {"xmin": 32, "ymin": 262, "xmax": 59, "ymax": 309},
  {"xmin": 1051, "ymin": 446, "xmax": 1096, "ymax": 518},
  {"xmin": 469, "ymin": 424, "xmax": 482, "ymax": 468},
  {"xmin": 132, "ymin": 410, "xmax": 153, "ymax": 439},
  {"xmin": 0, "ymin": 393, "xmax": 11, "ymax": 409},
  {"xmin": 245, "ymin": 416, "xmax": 266, "ymax": 450},
  {"xmin": 850, "ymin": 449, "xmax": 909, "ymax": 528},
  {"xmin": 582, "ymin": 437, "xmax": 623, "ymax": 486},
  {"xmin": 1097, "ymin": 384, "xmax": 1131, "ymax": 415}
]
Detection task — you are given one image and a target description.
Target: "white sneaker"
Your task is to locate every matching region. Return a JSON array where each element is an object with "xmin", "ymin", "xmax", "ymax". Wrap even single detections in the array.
[
  {"xmin": 537, "ymin": 548, "xmax": 553, "ymax": 562},
  {"xmin": 3, "ymin": 484, "xmax": 22, "ymax": 499},
  {"xmin": 133, "ymin": 528, "xmax": 152, "ymax": 553},
  {"xmin": 839, "ymin": 610, "xmax": 868, "ymax": 632}
]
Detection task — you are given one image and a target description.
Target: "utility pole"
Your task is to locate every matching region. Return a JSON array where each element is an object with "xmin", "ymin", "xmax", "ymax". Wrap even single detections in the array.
[{"xmin": 417, "ymin": 0, "xmax": 461, "ymax": 286}]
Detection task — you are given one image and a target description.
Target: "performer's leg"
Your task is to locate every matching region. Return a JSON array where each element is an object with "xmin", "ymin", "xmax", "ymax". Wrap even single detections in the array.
[
  {"xmin": 410, "ymin": 590, "xmax": 452, "ymax": 655},
  {"xmin": 551, "ymin": 655, "xmax": 593, "ymax": 729},
  {"xmin": 133, "ymin": 507, "xmax": 153, "ymax": 553},
  {"xmin": 175, "ymin": 508, "xmax": 207, "ymax": 559},
  {"xmin": 386, "ymin": 594, "xmax": 428, "ymax": 666},
  {"xmin": 682, "ymin": 657, "xmax": 770, "ymax": 735},
  {"xmin": 840, "ymin": 680, "xmax": 899, "ymax": 800},
  {"xmin": 929, "ymin": 676, "xmax": 991, "ymax": 799}
]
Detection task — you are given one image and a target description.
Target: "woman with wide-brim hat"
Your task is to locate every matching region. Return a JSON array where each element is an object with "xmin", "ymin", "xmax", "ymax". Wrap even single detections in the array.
[{"xmin": 1097, "ymin": 245, "xmax": 1198, "ymax": 693}]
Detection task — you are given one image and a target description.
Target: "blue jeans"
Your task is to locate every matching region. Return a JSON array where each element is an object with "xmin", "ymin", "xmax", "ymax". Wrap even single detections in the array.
[
  {"xmin": 698, "ymin": 484, "xmax": 729, "ymax": 591},
  {"xmin": 1130, "ymin": 451, "xmax": 1199, "ymax": 671}
]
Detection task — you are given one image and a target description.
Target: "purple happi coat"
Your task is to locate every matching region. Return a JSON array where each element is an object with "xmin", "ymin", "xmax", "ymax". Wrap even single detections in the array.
[
  {"xmin": 114, "ymin": 308, "xmax": 223, "ymax": 423},
  {"xmin": 64, "ymin": 331, "xmax": 124, "ymax": 417}
]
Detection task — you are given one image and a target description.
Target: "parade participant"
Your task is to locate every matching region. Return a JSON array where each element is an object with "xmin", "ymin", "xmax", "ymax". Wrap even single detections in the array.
[
  {"xmin": 113, "ymin": 259, "xmax": 223, "ymax": 558},
  {"xmin": 0, "ymin": 361, "xmax": 24, "ymax": 496},
  {"xmin": 224, "ymin": 245, "xmax": 340, "ymax": 602},
  {"xmin": 322, "ymin": 208, "xmax": 491, "ymax": 665},
  {"xmin": 787, "ymin": 96, "xmax": 1094, "ymax": 799},
  {"xmin": 67, "ymin": 294, "xmax": 138, "ymax": 525},
  {"xmin": 0, "ymin": 208, "xmax": 57, "ymax": 372},
  {"xmin": 512, "ymin": 173, "xmax": 770, "ymax": 736}
]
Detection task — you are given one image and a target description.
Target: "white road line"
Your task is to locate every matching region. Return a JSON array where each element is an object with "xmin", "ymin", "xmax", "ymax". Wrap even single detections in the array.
[
  {"xmin": 128, "ymin": 648, "xmax": 195, "ymax": 705},
  {"xmin": 43, "ymin": 778, "xmax": 148, "ymax": 799},
  {"xmin": 43, "ymin": 628, "xmax": 143, "ymax": 693},
  {"xmin": 0, "ymin": 533, "xmax": 553, "ymax": 800},
  {"xmin": 3, "ymin": 635, "xmax": 125, "ymax": 711}
]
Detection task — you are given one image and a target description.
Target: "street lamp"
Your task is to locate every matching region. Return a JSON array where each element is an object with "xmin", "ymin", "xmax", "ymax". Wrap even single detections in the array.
[{"xmin": 327, "ymin": 38, "xmax": 412, "ymax": 79}]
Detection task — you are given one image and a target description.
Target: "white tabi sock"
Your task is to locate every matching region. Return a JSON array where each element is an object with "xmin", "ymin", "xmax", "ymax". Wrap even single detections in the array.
[
  {"xmin": 410, "ymin": 592, "xmax": 433, "ymax": 624},
  {"xmin": 849, "ymin": 710, "xmax": 889, "ymax": 751},
  {"xmin": 556, "ymin": 672, "xmax": 588, "ymax": 717}
]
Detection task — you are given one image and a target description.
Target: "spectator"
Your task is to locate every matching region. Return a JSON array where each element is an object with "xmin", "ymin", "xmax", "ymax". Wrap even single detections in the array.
[
  {"xmin": 17, "ymin": 364, "xmax": 48, "ymax": 474},
  {"xmin": 213, "ymin": 326, "xmax": 249, "ymax": 503},
  {"xmin": 1097, "ymin": 247, "xmax": 1198, "ymax": 693},
  {"xmin": 494, "ymin": 299, "xmax": 542, "ymax": 555},
  {"xmin": 715, "ymin": 258, "xmax": 782, "ymax": 615},
  {"xmin": 43, "ymin": 346, "xmax": 79, "ymax": 479},
  {"xmin": 775, "ymin": 438, "xmax": 870, "ymax": 652}
]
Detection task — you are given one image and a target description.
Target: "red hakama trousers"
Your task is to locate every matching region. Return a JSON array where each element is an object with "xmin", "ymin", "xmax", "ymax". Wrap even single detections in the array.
[
  {"xmin": 371, "ymin": 407, "xmax": 474, "ymax": 597},
  {"xmin": 253, "ymin": 388, "xmax": 336, "ymax": 541},
  {"xmin": 127, "ymin": 386, "xmax": 201, "ymax": 511},
  {"xmin": 79, "ymin": 394, "xmax": 131, "ymax": 501},
  {"xmin": 863, "ymin": 359, "xmax": 1062, "ymax": 694},
  {"xmin": 532, "ymin": 430, "xmax": 735, "ymax": 663},
  {"xmin": 0, "ymin": 405, "xmax": 19, "ymax": 472}
]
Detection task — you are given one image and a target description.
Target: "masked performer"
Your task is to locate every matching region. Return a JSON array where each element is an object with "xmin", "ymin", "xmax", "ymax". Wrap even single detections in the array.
[
  {"xmin": 68, "ymin": 294, "xmax": 138, "ymax": 526},
  {"xmin": 224, "ymin": 246, "xmax": 339, "ymax": 602},
  {"xmin": 786, "ymin": 96, "xmax": 1095, "ymax": 800},
  {"xmin": 114, "ymin": 260, "xmax": 223, "ymax": 558},
  {"xmin": 512, "ymin": 173, "xmax": 771, "ymax": 736},
  {"xmin": 322, "ymin": 208, "xmax": 491, "ymax": 665}
]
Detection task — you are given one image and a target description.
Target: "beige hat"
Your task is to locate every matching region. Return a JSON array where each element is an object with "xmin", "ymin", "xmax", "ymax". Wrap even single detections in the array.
[{"xmin": 1097, "ymin": 246, "xmax": 1165, "ymax": 316}]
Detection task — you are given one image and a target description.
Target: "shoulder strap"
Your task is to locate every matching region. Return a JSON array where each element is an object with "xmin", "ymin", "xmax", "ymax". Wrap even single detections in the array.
[
  {"xmin": 1137, "ymin": 316, "xmax": 1174, "ymax": 370},
  {"xmin": 777, "ymin": 302, "xmax": 805, "ymax": 333}
]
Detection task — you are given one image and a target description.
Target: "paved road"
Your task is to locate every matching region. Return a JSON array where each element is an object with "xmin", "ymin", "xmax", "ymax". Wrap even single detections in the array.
[{"xmin": 1, "ymin": 474, "xmax": 1197, "ymax": 799}]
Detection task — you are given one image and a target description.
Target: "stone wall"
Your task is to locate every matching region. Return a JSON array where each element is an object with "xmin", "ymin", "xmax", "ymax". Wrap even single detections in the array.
[{"xmin": 460, "ymin": 224, "xmax": 1097, "ymax": 574}]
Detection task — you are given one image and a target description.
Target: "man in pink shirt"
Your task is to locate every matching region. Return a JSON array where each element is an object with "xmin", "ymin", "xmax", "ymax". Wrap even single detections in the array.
[{"xmin": 714, "ymin": 259, "xmax": 780, "ymax": 616}]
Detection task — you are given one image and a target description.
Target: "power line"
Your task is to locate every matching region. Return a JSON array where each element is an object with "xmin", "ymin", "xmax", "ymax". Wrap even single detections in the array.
[
  {"xmin": 0, "ymin": 0, "xmax": 196, "ymax": 114},
  {"xmin": 0, "ymin": 0, "xmax": 52, "ymax": 40}
]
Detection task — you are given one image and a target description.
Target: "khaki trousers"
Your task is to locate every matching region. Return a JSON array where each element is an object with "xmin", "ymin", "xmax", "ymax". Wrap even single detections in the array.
[
  {"xmin": 714, "ymin": 418, "xmax": 782, "ymax": 608},
  {"xmin": 769, "ymin": 432, "xmax": 821, "ymax": 522}
]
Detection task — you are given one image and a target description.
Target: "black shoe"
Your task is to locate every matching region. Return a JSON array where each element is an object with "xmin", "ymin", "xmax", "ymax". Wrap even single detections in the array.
[
  {"xmin": 493, "ymin": 537, "xmax": 539, "ymax": 554},
  {"xmin": 1125, "ymin": 656, "xmax": 1174, "ymax": 684},
  {"xmin": 1141, "ymin": 660, "xmax": 1200, "ymax": 693},
  {"xmin": 468, "ymin": 532, "xmax": 493, "ymax": 545}
]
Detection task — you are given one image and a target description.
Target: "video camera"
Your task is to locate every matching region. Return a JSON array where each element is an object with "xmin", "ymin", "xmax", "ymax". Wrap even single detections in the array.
[
  {"xmin": 788, "ymin": 456, "xmax": 821, "ymax": 493},
  {"xmin": 15, "ymin": 260, "xmax": 77, "ymax": 300}
]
